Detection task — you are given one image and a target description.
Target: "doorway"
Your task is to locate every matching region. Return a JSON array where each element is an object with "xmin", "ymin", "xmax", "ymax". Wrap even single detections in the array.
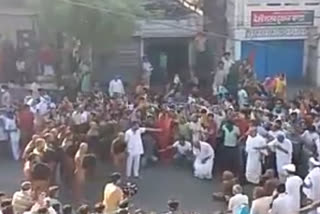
[{"xmin": 144, "ymin": 38, "xmax": 189, "ymax": 85}]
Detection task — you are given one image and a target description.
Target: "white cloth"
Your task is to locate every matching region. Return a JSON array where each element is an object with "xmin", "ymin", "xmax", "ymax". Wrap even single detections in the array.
[
  {"xmin": 172, "ymin": 141, "xmax": 192, "ymax": 155},
  {"xmin": 285, "ymin": 175, "xmax": 303, "ymax": 212},
  {"xmin": 250, "ymin": 196, "xmax": 272, "ymax": 214},
  {"xmin": 43, "ymin": 65, "xmax": 55, "ymax": 76},
  {"xmin": 303, "ymin": 167, "xmax": 320, "ymax": 202},
  {"xmin": 270, "ymin": 193, "xmax": 294, "ymax": 214},
  {"xmin": 125, "ymin": 128, "xmax": 146, "ymax": 156},
  {"xmin": 268, "ymin": 138, "xmax": 293, "ymax": 180},
  {"xmin": 126, "ymin": 154, "xmax": 141, "ymax": 177},
  {"xmin": 212, "ymin": 68, "xmax": 226, "ymax": 94},
  {"xmin": 316, "ymin": 139, "xmax": 320, "ymax": 161},
  {"xmin": 245, "ymin": 134, "xmax": 267, "ymax": 184},
  {"xmin": 5, "ymin": 117, "xmax": 20, "ymax": 161},
  {"xmin": 193, "ymin": 141, "xmax": 214, "ymax": 179},
  {"xmin": 238, "ymin": 89, "xmax": 249, "ymax": 109},
  {"xmin": 189, "ymin": 121, "xmax": 202, "ymax": 142},
  {"xmin": 16, "ymin": 61, "xmax": 25, "ymax": 72},
  {"xmin": 228, "ymin": 193, "xmax": 249, "ymax": 214},
  {"xmin": 222, "ymin": 57, "xmax": 234, "ymax": 76},
  {"xmin": 108, "ymin": 79, "xmax": 125, "ymax": 97}
]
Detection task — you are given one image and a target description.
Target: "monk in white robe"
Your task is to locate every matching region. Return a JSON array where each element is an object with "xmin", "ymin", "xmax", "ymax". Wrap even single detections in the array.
[
  {"xmin": 245, "ymin": 127, "xmax": 267, "ymax": 184},
  {"xmin": 193, "ymin": 140, "xmax": 214, "ymax": 179},
  {"xmin": 303, "ymin": 158, "xmax": 320, "ymax": 214}
]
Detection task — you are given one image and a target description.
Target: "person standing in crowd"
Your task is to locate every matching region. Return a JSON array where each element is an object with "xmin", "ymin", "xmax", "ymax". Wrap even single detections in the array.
[
  {"xmin": 109, "ymin": 75, "xmax": 125, "ymax": 97},
  {"xmin": 1, "ymin": 85, "xmax": 11, "ymax": 109},
  {"xmin": 79, "ymin": 60, "xmax": 91, "ymax": 93},
  {"xmin": 73, "ymin": 143, "xmax": 88, "ymax": 203},
  {"xmin": 103, "ymin": 173, "xmax": 124, "ymax": 214},
  {"xmin": 110, "ymin": 132, "xmax": 126, "ymax": 173},
  {"xmin": 220, "ymin": 119, "xmax": 240, "ymax": 175},
  {"xmin": 5, "ymin": 111, "xmax": 20, "ymax": 161},
  {"xmin": 12, "ymin": 181, "xmax": 34, "ymax": 214},
  {"xmin": 270, "ymin": 184, "xmax": 294, "ymax": 214},
  {"xmin": 268, "ymin": 134, "xmax": 293, "ymax": 182},
  {"xmin": 245, "ymin": 127, "xmax": 267, "ymax": 184},
  {"xmin": 193, "ymin": 140, "xmax": 214, "ymax": 179},
  {"xmin": 303, "ymin": 158, "xmax": 320, "ymax": 214},
  {"xmin": 228, "ymin": 184, "xmax": 249, "ymax": 214},
  {"xmin": 16, "ymin": 54, "xmax": 26, "ymax": 86},
  {"xmin": 283, "ymin": 164, "xmax": 303, "ymax": 214},
  {"xmin": 141, "ymin": 56, "xmax": 153, "ymax": 88},
  {"xmin": 124, "ymin": 121, "xmax": 161, "ymax": 178},
  {"xmin": 221, "ymin": 52, "xmax": 234, "ymax": 78},
  {"xmin": 18, "ymin": 105, "xmax": 34, "ymax": 155},
  {"xmin": 274, "ymin": 74, "xmax": 286, "ymax": 100},
  {"xmin": 238, "ymin": 84, "xmax": 249, "ymax": 110},
  {"xmin": 212, "ymin": 61, "xmax": 225, "ymax": 95}
]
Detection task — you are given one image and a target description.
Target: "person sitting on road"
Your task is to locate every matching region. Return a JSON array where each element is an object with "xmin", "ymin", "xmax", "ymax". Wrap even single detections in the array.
[{"xmin": 159, "ymin": 136, "xmax": 193, "ymax": 166}]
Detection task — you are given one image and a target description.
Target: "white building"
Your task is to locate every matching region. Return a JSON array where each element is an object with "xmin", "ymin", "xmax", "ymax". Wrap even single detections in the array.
[{"xmin": 227, "ymin": 0, "xmax": 320, "ymax": 85}]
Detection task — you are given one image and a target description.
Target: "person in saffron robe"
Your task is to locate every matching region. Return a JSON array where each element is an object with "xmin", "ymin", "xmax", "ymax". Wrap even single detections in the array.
[
  {"xmin": 110, "ymin": 132, "xmax": 126, "ymax": 173},
  {"xmin": 155, "ymin": 110, "xmax": 174, "ymax": 162},
  {"xmin": 73, "ymin": 142, "xmax": 88, "ymax": 204}
]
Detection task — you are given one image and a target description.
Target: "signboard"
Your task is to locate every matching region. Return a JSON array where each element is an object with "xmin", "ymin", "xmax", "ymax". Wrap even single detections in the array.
[
  {"xmin": 251, "ymin": 10, "xmax": 314, "ymax": 27},
  {"xmin": 245, "ymin": 27, "xmax": 308, "ymax": 39}
]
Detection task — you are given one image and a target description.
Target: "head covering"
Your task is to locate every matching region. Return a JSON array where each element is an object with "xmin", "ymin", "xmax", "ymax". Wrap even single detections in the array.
[
  {"xmin": 110, "ymin": 172, "xmax": 121, "ymax": 183},
  {"xmin": 21, "ymin": 181, "xmax": 31, "ymax": 190},
  {"xmin": 309, "ymin": 157, "xmax": 320, "ymax": 166},
  {"xmin": 283, "ymin": 164, "xmax": 296, "ymax": 173}
]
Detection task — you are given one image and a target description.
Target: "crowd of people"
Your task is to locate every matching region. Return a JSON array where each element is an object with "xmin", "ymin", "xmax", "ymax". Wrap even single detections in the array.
[{"xmin": 0, "ymin": 52, "xmax": 320, "ymax": 214}]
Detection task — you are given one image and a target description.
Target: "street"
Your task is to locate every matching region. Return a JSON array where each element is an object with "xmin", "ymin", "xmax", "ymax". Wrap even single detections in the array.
[{"xmin": 0, "ymin": 151, "xmax": 226, "ymax": 213}]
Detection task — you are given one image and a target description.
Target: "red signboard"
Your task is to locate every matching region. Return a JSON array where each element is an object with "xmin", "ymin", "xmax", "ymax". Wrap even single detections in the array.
[{"xmin": 251, "ymin": 10, "xmax": 314, "ymax": 27}]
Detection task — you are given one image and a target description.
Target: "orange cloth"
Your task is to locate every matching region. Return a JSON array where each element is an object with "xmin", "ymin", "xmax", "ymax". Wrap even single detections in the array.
[
  {"xmin": 155, "ymin": 113, "xmax": 174, "ymax": 162},
  {"xmin": 103, "ymin": 183, "xmax": 123, "ymax": 213}
]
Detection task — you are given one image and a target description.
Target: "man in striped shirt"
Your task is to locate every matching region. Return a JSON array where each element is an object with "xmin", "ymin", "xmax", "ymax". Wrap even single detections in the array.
[{"xmin": 12, "ymin": 181, "xmax": 34, "ymax": 214}]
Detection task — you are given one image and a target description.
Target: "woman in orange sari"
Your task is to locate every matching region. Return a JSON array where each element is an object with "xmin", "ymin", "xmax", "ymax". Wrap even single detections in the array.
[{"xmin": 155, "ymin": 110, "xmax": 174, "ymax": 162}]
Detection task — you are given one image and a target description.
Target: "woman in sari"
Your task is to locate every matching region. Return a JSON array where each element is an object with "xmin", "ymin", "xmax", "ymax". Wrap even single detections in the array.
[
  {"xmin": 155, "ymin": 110, "xmax": 174, "ymax": 162},
  {"xmin": 73, "ymin": 142, "xmax": 88, "ymax": 204}
]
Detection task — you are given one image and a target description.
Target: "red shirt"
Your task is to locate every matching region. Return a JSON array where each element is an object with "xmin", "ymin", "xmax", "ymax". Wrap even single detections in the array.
[
  {"xmin": 18, "ymin": 110, "xmax": 34, "ymax": 133},
  {"xmin": 233, "ymin": 117, "xmax": 249, "ymax": 137}
]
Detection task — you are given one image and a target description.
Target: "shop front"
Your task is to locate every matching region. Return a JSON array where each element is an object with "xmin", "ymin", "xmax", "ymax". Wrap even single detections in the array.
[{"xmin": 236, "ymin": 9, "xmax": 315, "ymax": 80}]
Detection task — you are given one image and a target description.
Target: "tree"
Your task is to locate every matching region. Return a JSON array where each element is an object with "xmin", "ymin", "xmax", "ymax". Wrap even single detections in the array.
[{"xmin": 28, "ymin": 0, "xmax": 146, "ymax": 51}]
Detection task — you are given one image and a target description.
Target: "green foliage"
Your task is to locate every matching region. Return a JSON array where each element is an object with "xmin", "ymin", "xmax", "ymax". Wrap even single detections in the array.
[{"xmin": 28, "ymin": 0, "xmax": 146, "ymax": 51}]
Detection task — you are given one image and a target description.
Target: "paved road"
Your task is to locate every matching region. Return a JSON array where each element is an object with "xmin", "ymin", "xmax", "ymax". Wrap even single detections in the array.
[{"xmin": 0, "ymin": 149, "xmax": 226, "ymax": 213}]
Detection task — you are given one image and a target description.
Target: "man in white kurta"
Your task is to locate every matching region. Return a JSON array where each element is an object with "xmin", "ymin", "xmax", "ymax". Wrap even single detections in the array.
[
  {"xmin": 245, "ymin": 127, "xmax": 267, "ymax": 184},
  {"xmin": 125, "ymin": 122, "xmax": 161, "ymax": 178},
  {"xmin": 108, "ymin": 76, "xmax": 125, "ymax": 97},
  {"xmin": 268, "ymin": 134, "xmax": 293, "ymax": 182},
  {"xmin": 125, "ymin": 123, "xmax": 146, "ymax": 178},
  {"xmin": 303, "ymin": 158, "xmax": 320, "ymax": 214},
  {"xmin": 283, "ymin": 164, "xmax": 303, "ymax": 213},
  {"xmin": 193, "ymin": 140, "xmax": 214, "ymax": 179}
]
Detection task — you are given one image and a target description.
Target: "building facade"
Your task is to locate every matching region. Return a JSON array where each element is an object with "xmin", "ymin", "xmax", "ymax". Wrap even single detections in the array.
[{"xmin": 227, "ymin": 0, "xmax": 320, "ymax": 84}]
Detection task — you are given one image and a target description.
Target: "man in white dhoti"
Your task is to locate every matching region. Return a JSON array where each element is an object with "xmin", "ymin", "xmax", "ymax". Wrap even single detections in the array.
[
  {"xmin": 193, "ymin": 140, "xmax": 214, "ymax": 179},
  {"xmin": 245, "ymin": 127, "xmax": 267, "ymax": 184},
  {"xmin": 268, "ymin": 134, "xmax": 293, "ymax": 182},
  {"xmin": 125, "ymin": 121, "xmax": 161, "ymax": 178},
  {"xmin": 303, "ymin": 158, "xmax": 320, "ymax": 214},
  {"xmin": 283, "ymin": 164, "xmax": 303, "ymax": 214}
]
